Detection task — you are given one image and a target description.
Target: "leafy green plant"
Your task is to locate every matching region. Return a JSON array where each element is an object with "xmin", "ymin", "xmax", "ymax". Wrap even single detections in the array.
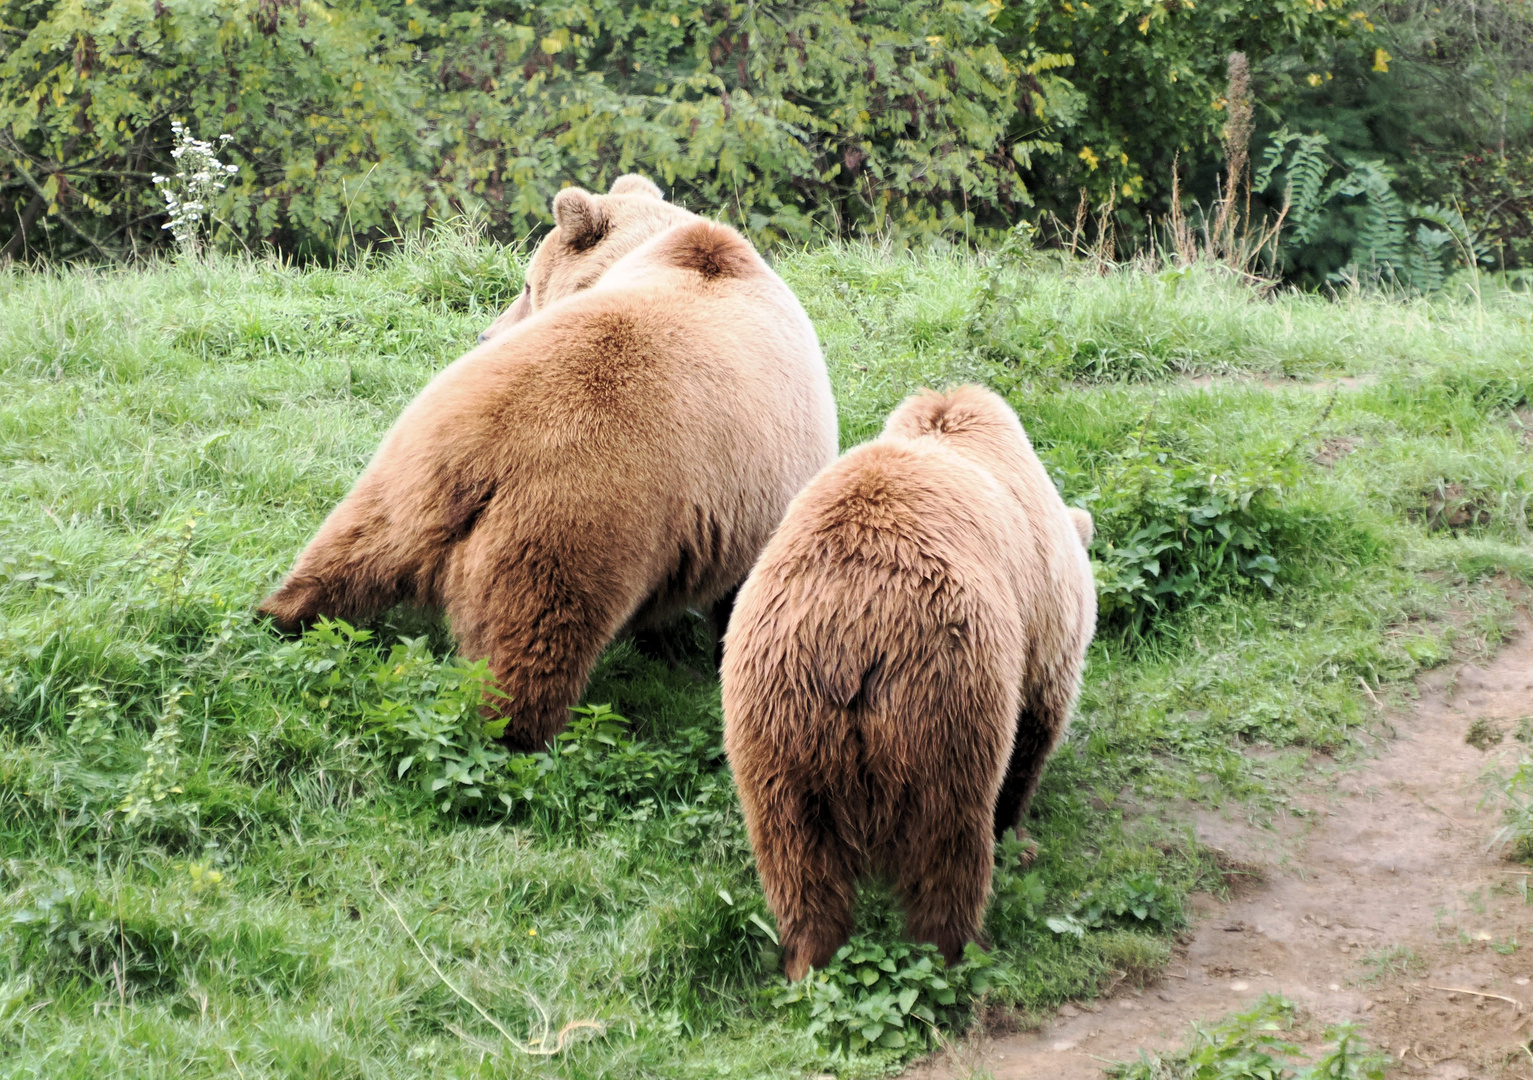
[
  {"xmin": 769, "ymin": 937, "xmax": 993, "ymax": 1057},
  {"xmin": 1082, "ymin": 443, "xmax": 1295, "ymax": 635},
  {"xmin": 265, "ymin": 620, "xmax": 738, "ymax": 828},
  {"xmin": 1487, "ymin": 757, "xmax": 1533, "ymax": 861},
  {"xmin": 64, "ymin": 683, "xmax": 118, "ymax": 747},
  {"xmin": 1048, "ymin": 873, "xmax": 1182, "ymax": 939},
  {"xmin": 114, "ymin": 686, "xmax": 190, "ymax": 826},
  {"xmin": 362, "ymin": 639, "xmax": 509, "ymax": 813},
  {"xmin": 1257, "ymin": 128, "xmax": 1494, "ymax": 291},
  {"xmin": 0, "ymin": 0, "xmax": 1034, "ymax": 258},
  {"xmin": 987, "ymin": 1, "xmax": 1369, "ymax": 223},
  {"xmin": 1114, "ymin": 995, "xmax": 1386, "ymax": 1080}
]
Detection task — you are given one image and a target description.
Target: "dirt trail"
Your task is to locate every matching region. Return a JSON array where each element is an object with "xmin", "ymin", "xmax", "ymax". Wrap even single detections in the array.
[{"xmin": 915, "ymin": 603, "xmax": 1533, "ymax": 1080}]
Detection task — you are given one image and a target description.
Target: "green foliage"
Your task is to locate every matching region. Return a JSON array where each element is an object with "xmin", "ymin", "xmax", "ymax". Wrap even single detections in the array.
[
  {"xmin": 269, "ymin": 620, "xmax": 738, "ymax": 827},
  {"xmin": 1489, "ymin": 756, "xmax": 1533, "ymax": 862},
  {"xmin": 1073, "ymin": 440, "xmax": 1298, "ymax": 635},
  {"xmin": 1257, "ymin": 128, "xmax": 1493, "ymax": 290},
  {"xmin": 990, "ymin": 0, "xmax": 1366, "ymax": 215},
  {"xmin": 1114, "ymin": 995, "xmax": 1386, "ymax": 1080},
  {"xmin": 1252, "ymin": 0, "xmax": 1533, "ymax": 277},
  {"xmin": 0, "ymin": 0, "xmax": 1030, "ymax": 258},
  {"xmin": 1448, "ymin": 147, "xmax": 1533, "ymax": 273},
  {"xmin": 270, "ymin": 619, "xmax": 512, "ymax": 814},
  {"xmin": 1047, "ymin": 872, "xmax": 1182, "ymax": 939},
  {"xmin": 769, "ymin": 938, "xmax": 992, "ymax": 1057},
  {"xmin": 114, "ymin": 686, "xmax": 190, "ymax": 825}
]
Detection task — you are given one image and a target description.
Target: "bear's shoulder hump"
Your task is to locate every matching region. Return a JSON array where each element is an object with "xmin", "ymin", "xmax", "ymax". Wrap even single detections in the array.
[{"xmin": 648, "ymin": 220, "xmax": 760, "ymax": 281}]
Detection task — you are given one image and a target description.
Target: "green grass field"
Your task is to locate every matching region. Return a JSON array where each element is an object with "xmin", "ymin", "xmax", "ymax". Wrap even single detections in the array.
[{"xmin": 1, "ymin": 233, "xmax": 1530, "ymax": 1078}]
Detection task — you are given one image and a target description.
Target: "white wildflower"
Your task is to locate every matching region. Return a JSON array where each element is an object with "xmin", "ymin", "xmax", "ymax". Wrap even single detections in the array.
[{"xmin": 155, "ymin": 120, "xmax": 239, "ymax": 257}]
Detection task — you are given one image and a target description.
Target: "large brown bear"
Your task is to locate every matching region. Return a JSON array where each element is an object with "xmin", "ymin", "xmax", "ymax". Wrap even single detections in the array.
[
  {"xmin": 721, "ymin": 385, "xmax": 1096, "ymax": 980},
  {"xmin": 260, "ymin": 176, "xmax": 838, "ymax": 750}
]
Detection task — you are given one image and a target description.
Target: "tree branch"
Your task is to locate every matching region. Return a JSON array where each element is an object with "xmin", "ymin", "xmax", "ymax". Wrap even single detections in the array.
[{"xmin": 0, "ymin": 137, "xmax": 122, "ymax": 262}]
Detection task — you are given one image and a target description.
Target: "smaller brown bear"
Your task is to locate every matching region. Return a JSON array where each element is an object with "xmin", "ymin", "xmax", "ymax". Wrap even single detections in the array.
[{"xmin": 721, "ymin": 385, "xmax": 1096, "ymax": 981}]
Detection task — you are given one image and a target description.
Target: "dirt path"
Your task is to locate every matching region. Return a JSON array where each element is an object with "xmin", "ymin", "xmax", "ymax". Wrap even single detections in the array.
[{"xmin": 915, "ymin": 603, "xmax": 1533, "ymax": 1080}]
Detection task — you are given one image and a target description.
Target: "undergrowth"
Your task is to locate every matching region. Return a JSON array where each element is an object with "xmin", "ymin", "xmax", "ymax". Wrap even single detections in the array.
[
  {"xmin": 0, "ymin": 232, "xmax": 1529, "ymax": 1077},
  {"xmin": 1114, "ymin": 995, "xmax": 1388, "ymax": 1080}
]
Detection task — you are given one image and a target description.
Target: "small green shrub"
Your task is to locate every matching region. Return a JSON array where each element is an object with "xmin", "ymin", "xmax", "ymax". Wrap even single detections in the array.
[
  {"xmin": 269, "ymin": 619, "xmax": 510, "ymax": 814},
  {"xmin": 1114, "ymin": 995, "xmax": 1386, "ymax": 1080},
  {"xmin": 769, "ymin": 937, "xmax": 993, "ymax": 1058},
  {"xmin": 267, "ymin": 620, "xmax": 738, "ymax": 835},
  {"xmin": 1489, "ymin": 757, "xmax": 1533, "ymax": 861},
  {"xmin": 1047, "ymin": 873, "xmax": 1182, "ymax": 939},
  {"xmin": 1075, "ymin": 443, "xmax": 1296, "ymax": 636}
]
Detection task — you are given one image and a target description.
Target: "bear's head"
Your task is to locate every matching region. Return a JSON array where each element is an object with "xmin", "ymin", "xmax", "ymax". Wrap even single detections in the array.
[{"xmin": 479, "ymin": 175, "xmax": 692, "ymax": 343}]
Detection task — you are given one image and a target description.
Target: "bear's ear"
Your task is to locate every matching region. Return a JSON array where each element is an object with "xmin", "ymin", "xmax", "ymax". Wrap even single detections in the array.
[
  {"xmin": 1067, "ymin": 507, "xmax": 1095, "ymax": 546},
  {"xmin": 552, "ymin": 187, "xmax": 609, "ymax": 250},
  {"xmin": 609, "ymin": 174, "xmax": 664, "ymax": 200}
]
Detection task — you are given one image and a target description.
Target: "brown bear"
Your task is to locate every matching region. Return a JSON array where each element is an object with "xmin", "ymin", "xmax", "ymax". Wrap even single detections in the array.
[
  {"xmin": 259, "ymin": 175, "xmax": 838, "ymax": 750},
  {"xmin": 721, "ymin": 385, "xmax": 1096, "ymax": 980}
]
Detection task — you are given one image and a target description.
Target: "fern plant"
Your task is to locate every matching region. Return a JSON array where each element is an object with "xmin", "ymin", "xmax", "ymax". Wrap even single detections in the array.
[{"xmin": 1258, "ymin": 127, "xmax": 1493, "ymax": 291}]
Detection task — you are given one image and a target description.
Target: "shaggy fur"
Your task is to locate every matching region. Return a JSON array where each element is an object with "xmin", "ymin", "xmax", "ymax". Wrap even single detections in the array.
[
  {"xmin": 260, "ymin": 176, "xmax": 838, "ymax": 750},
  {"xmin": 721, "ymin": 386, "xmax": 1096, "ymax": 980}
]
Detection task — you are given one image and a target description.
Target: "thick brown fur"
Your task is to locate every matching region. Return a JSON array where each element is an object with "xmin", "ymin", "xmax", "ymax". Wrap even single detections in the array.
[
  {"xmin": 721, "ymin": 386, "xmax": 1096, "ymax": 981},
  {"xmin": 259, "ymin": 176, "xmax": 838, "ymax": 750}
]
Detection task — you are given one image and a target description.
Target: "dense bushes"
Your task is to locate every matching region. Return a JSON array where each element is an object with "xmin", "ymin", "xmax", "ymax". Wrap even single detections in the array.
[
  {"xmin": 0, "ymin": 0, "xmax": 1375, "ymax": 262},
  {"xmin": 5, "ymin": 0, "xmax": 1527, "ymax": 277},
  {"xmin": 0, "ymin": 0, "xmax": 1030, "ymax": 258}
]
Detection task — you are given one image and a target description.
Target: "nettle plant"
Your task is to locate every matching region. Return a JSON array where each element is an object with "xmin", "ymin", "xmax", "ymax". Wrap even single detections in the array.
[
  {"xmin": 270, "ymin": 620, "xmax": 511, "ymax": 814},
  {"xmin": 770, "ymin": 938, "xmax": 993, "ymax": 1057},
  {"xmin": 152, "ymin": 122, "xmax": 239, "ymax": 257},
  {"xmin": 270, "ymin": 620, "xmax": 740, "ymax": 829},
  {"xmin": 1078, "ymin": 442, "xmax": 1297, "ymax": 636}
]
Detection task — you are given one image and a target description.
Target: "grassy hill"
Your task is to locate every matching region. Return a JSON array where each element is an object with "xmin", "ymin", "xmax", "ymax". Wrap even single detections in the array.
[{"xmin": 0, "ymin": 234, "xmax": 1530, "ymax": 1078}]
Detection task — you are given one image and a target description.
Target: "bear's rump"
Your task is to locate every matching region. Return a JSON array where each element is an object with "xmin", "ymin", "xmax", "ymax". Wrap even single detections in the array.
[{"xmin": 732, "ymin": 547, "xmax": 1023, "ymax": 833}]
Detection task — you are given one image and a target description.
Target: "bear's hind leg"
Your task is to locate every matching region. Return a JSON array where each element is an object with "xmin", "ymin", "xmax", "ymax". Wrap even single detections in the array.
[
  {"xmin": 449, "ymin": 536, "xmax": 639, "ymax": 752},
  {"xmin": 259, "ymin": 495, "xmax": 425, "ymax": 633},
  {"xmin": 992, "ymin": 699, "xmax": 1069, "ymax": 847},
  {"xmin": 774, "ymin": 823, "xmax": 859, "ymax": 982},
  {"xmin": 890, "ymin": 805, "xmax": 992, "ymax": 967},
  {"xmin": 746, "ymin": 782, "xmax": 860, "ymax": 982}
]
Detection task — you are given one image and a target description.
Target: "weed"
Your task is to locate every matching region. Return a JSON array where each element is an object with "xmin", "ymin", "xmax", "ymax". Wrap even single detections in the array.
[
  {"xmin": 1488, "ymin": 759, "xmax": 1533, "ymax": 860},
  {"xmin": 1357, "ymin": 945, "xmax": 1423, "ymax": 983},
  {"xmin": 1466, "ymin": 717, "xmax": 1506, "ymax": 751},
  {"xmin": 769, "ymin": 938, "xmax": 993, "ymax": 1058},
  {"xmin": 1115, "ymin": 995, "xmax": 1387, "ymax": 1079}
]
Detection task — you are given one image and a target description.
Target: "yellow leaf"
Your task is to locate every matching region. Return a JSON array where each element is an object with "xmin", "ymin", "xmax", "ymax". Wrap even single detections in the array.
[
  {"xmin": 1137, "ymin": 15, "xmax": 1150, "ymax": 33},
  {"xmin": 1078, "ymin": 146, "xmax": 1099, "ymax": 171},
  {"xmin": 926, "ymin": 35, "xmax": 943, "ymax": 46},
  {"xmin": 669, "ymin": 13, "xmax": 680, "ymax": 26},
  {"xmin": 541, "ymin": 36, "xmax": 563, "ymax": 54},
  {"xmin": 1307, "ymin": 72, "xmax": 1322, "ymax": 86},
  {"xmin": 1372, "ymin": 47, "xmax": 1390, "ymax": 72}
]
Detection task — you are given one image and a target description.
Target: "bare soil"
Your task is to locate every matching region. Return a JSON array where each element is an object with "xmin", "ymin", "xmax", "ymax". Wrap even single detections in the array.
[{"xmin": 912, "ymin": 601, "xmax": 1533, "ymax": 1080}]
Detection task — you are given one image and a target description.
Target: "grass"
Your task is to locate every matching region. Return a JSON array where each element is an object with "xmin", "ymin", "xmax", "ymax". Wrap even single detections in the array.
[{"xmin": 0, "ymin": 230, "xmax": 1530, "ymax": 1078}]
